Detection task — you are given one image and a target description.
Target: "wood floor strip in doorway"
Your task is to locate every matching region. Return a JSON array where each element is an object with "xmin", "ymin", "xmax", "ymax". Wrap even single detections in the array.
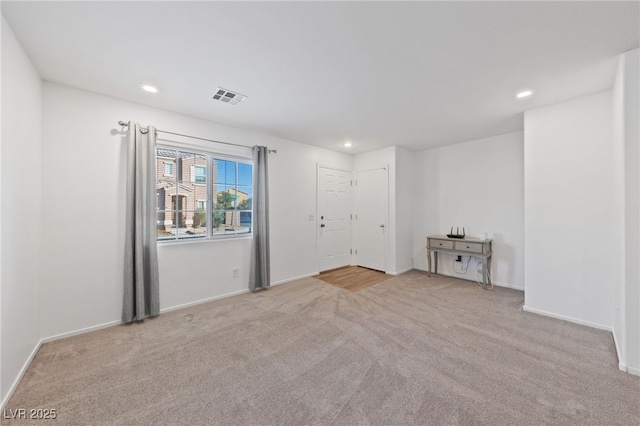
[{"xmin": 316, "ymin": 266, "xmax": 392, "ymax": 292}]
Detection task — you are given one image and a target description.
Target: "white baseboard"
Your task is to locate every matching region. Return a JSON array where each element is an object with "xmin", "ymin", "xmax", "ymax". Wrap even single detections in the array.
[
  {"xmin": 522, "ymin": 305, "xmax": 612, "ymax": 332},
  {"xmin": 41, "ymin": 319, "xmax": 122, "ymax": 344},
  {"xmin": 160, "ymin": 288, "xmax": 250, "ymax": 314},
  {"xmin": 610, "ymin": 331, "xmax": 640, "ymax": 376},
  {"xmin": 611, "ymin": 329, "xmax": 625, "ymax": 372},
  {"xmin": 492, "ymin": 281, "xmax": 524, "ymax": 291},
  {"xmin": 613, "ymin": 359, "xmax": 639, "ymax": 377},
  {"xmin": 387, "ymin": 266, "xmax": 413, "ymax": 276},
  {"xmin": 164, "ymin": 274, "xmax": 319, "ymax": 312},
  {"xmin": 617, "ymin": 361, "xmax": 640, "ymax": 376},
  {"xmin": 271, "ymin": 272, "xmax": 318, "ymax": 286},
  {"xmin": 412, "ymin": 267, "xmax": 523, "ymax": 290},
  {"xmin": 627, "ymin": 366, "xmax": 640, "ymax": 376},
  {"xmin": 45, "ymin": 288, "xmax": 256, "ymax": 342},
  {"xmin": 1, "ymin": 339, "xmax": 42, "ymax": 411}
]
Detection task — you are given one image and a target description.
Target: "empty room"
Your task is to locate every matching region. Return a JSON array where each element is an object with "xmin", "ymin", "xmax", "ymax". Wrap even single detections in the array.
[{"xmin": 1, "ymin": 1, "xmax": 639, "ymax": 424}]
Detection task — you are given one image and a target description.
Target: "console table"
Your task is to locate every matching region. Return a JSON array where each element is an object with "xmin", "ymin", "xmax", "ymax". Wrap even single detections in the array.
[{"xmin": 426, "ymin": 235, "xmax": 493, "ymax": 289}]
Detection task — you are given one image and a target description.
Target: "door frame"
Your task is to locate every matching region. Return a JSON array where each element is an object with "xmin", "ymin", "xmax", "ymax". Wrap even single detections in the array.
[
  {"xmin": 316, "ymin": 164, "xmax": 353, "ymax": 273},
  {"xmin": 353, "ymin": 166, "xmax": 389, "ymax": 273}
]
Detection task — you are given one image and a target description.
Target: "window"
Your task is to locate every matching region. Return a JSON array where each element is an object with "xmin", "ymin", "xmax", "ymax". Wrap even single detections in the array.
[
  {"xmin": 193, "ymin": 165, "xmax": 206, "ymax": 184},
  {"xmin": 156, "ymin": 147, "xmax": 252, "ymax": 242},
  {"xmin": 212, "ymin": 159, "xmax": 253, "ymax": 237},
  {"xmin": 164, "ymin": 162, "xmax": 174, "ymax": 176}
]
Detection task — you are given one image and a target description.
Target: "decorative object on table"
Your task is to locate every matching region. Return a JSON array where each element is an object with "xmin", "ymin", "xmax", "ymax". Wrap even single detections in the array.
[{"xmin": 446, "ymin": 226, "xmax": 465, "ymax": 239}]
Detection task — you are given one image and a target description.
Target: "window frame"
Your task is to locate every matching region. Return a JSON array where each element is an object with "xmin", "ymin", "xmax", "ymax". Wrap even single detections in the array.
[{"xmin": 156, "ymin": 145, "xmax": 253, "ymax": 244}]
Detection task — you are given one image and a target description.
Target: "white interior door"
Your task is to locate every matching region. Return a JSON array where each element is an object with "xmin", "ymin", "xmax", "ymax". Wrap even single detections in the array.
[
  {"xmin": 318, "ymin": 167, "xmax": 351, "ymax": 272},
  {"xmin": 355, "ymin": 168, "xmax": 387, "ymax": 272}
]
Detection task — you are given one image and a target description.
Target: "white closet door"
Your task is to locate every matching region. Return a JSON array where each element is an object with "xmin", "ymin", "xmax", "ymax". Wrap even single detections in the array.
[{"xmin": 354, "ymin": 168, "xmax": 387, "ymax": 272}]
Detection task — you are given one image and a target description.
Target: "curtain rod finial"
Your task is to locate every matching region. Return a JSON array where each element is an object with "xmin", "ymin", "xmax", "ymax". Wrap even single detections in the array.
[{"xmin": 268, "ymin": 149, "xmax": 277, "ymax": 154}]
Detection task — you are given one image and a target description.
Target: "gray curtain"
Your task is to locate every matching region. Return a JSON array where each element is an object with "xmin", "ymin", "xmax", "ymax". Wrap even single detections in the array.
[
  {"xmin": 249, "ymin": 146, "xmax": 271, "ymax": 291},
  {"xmin": 123, "ymin": 122, "xmax": 160, "ymax": 323}
]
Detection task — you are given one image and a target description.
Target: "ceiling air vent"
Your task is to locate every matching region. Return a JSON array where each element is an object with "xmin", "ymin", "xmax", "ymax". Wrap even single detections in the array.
[{"xmin": 212, "ymin": 87, "xmax": 246, "ymax": 105}]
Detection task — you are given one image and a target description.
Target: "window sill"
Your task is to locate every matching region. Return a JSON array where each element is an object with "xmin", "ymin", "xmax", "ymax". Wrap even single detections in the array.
[{"xmin": 157, "ymin": 235, "xmax": 252, "ymax": 246}]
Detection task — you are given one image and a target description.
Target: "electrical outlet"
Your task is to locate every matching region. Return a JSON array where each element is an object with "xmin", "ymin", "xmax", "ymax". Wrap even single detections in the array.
[{"xmin": 232, "ymin": 269, "xmax": 239, "ymax": 278}]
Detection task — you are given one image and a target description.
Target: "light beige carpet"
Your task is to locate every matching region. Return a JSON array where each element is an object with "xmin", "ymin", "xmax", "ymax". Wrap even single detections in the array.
[{"xmin": 3, "ymin": 271, "xmax": 639, "ymax": 425}]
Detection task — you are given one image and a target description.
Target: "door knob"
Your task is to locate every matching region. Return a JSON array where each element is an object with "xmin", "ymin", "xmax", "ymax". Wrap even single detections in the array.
[
  {"xmin": 320, "ymin": 224, "xmax": 326, "ymax": 228},
  {"xmin": 380, "ymin": 224, "xmax": 385, "ymax": 228}
]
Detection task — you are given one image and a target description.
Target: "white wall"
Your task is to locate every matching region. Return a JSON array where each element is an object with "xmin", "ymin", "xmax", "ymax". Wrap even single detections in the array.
[
  {"xmin": 622, "ymin": 49, "xmax": 639, "ymax": 375},
  {"xmin": 270, "ymin": 139, "xmax": 352, "ymax": 280},
  {"xmin": 413, "ymin": 132, "xmax": 525, "ymax": 289},
  {"xmin": 612, "ymin": 47, "xmax": 626, "ymax": 369},
  {"xmin": 40, "ymin": 82, "xmax": 352, "ymax": 339},
  {"xmin": 524, "ymin": 91, "xmax": 614, "ymax": 329},
  {"xmin": 1, "ymin": 18, "xmax": 42, "ymax": 404},
  {"xmin": 612, "ymin": 48, "xmax": 640, "ymax": 374},
  {"xmin": 395, "ymin": 147, "xmax": 414, "ymax": 274}
]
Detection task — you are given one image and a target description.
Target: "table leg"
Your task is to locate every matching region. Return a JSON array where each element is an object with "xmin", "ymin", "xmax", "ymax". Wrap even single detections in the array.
[
  {"xmin": 487, "ymin": 256, "xmax": 492, "ymax": 287},
  {"xmin": 482, "ymin": 259, "xmax": 487, "ymax": 290},
  {"xmin": 427, "ymin": 249, "xmax": 431, "ymax": 277},
  {"xmin": 434, "ymin": 252, "xmax": 438, "ymax": 275}
]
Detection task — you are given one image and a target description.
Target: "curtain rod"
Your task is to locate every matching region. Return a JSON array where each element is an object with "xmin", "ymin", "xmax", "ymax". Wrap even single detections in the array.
[{"xmin": 117, "ymin": 121, "xmax": 276, "ymax": 153}]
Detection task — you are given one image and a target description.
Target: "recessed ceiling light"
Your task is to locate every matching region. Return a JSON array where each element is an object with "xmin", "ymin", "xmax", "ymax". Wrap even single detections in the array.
[
  {"xmin": 139, "ymin": 84, "xmax": 159, "ymax": 93},
  {"xmin": 516, "ymin": 90, "xmax": 534, "ymax": 98},
  {"xmin": 343, "ymin": 141, "xmax": 353, "ymax": 148}
]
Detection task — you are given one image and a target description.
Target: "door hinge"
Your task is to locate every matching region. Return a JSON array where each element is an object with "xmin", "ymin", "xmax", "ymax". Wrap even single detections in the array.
[
  {"xmin": 350, "ymin": 249, "xmax": 352, "ymax": 255},
  {"xmin": 350, "ymin": 213, "xmax": 352, "ymax": 220},
  {"xmin": 355, "ymin": 249, "xmax": 358, "ymax": 255},
  {"xmin": 350, "ymin": 180, "xmax": 353, "ymax": 186}
]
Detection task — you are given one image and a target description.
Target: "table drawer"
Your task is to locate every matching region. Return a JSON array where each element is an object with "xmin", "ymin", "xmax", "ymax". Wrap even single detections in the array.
[
  {"xmin": 454, "ymin": 241, "xmax": 483, "ymax": 253},
  {"xmin": 430, "ymin": 240, "xmax": 454, "ymax": 249}
]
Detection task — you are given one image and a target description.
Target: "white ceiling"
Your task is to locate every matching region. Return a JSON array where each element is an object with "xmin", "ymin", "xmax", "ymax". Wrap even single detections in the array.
[{"xmin": 2, "ymin": 1, "xmax": 639, "ymax": 154}]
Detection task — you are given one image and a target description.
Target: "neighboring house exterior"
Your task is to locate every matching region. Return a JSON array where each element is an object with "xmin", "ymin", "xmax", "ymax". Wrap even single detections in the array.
[
  {"xmin": 219, "ymin": 187, "xmax": 249, "ymax": 206},
  {"xmin": 156, "ymin": 151, "xmax": 252, "ymax": 236},
  {"xmin": 217, "ymin": 188, "xmax": 250, "ymax": 230},
  {"xmin": 156, "ymin": 150, "xmax": 212, "ymax": 233}
]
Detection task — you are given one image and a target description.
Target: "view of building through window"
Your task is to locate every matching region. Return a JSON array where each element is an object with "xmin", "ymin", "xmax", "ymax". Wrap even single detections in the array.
[{"xmin": 156, "ymin": 148, "xmax": 253, "ymax": 241}]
